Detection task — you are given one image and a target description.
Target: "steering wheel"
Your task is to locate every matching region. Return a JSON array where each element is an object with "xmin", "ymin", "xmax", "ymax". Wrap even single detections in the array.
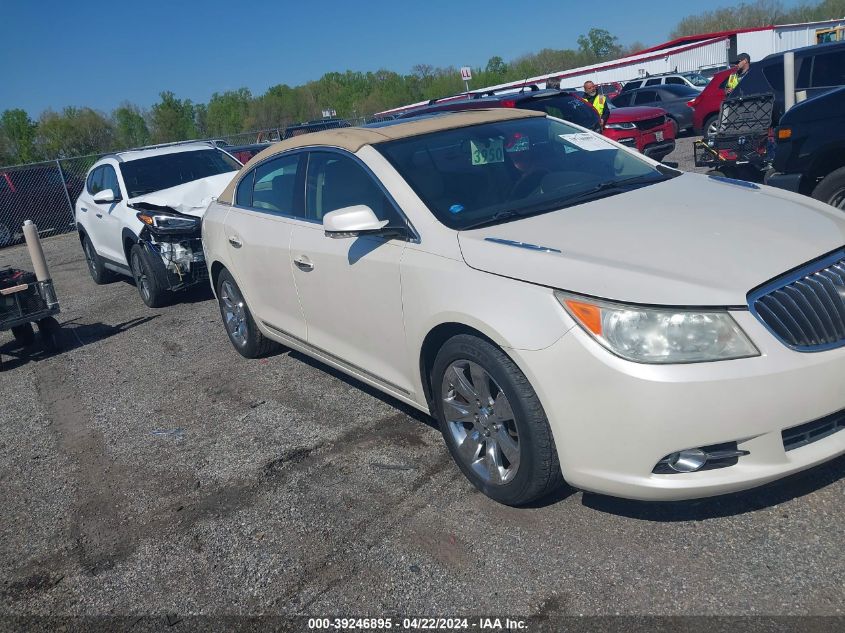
[{"xmin": 508, "ymin": 169, "xmax": 549, "ymax": 201}]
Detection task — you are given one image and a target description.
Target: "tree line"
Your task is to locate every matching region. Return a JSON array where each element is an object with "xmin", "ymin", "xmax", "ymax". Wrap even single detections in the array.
[{"xmin": 1, "ymin": 0, "xmax": 843, "ymax": 165}]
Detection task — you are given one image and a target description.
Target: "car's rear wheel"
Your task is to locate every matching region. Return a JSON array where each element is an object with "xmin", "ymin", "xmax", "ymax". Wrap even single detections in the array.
[
  {"xmin": 703, "ymin": 114, "xmax": 719, "ymax": 139},
  {"xmin": 432, "ymin": 334, "xmax": 564, "ymax": 506},
  {"xmin": 215, "ymin": 269, "xmax": 279, "ymax": 358},
  {"xmin": 812, "ymin": 166, "xmax": 845, "ymax": 210},
  {"xmin": 667, "ymin": 117, "xmax": 680, "ymax": 138},
  {"xmin": 130, "ymin": 244, "xmax": 168, "ymax": 308},
  {"xmin": 82, "ymin": 235, "xmax": 115, "ymax": 285}
]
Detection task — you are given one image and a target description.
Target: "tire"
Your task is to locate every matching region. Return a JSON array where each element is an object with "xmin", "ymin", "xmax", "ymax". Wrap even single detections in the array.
[
  {"xmin": 215, "ymin": 268, "xmax": 278, "ymax": 358},
  {"xmin": 11, "ymin": 323, "xmax": 35, "ymax": 346},
  {"xmin": 812, "ymin": 166, "xmax": 845, "ymax": 211},
  {"xmin": 82, "ymin": 234, "xmax": 115, "ymax": 285},
  {"xmin": 431, "ymin": 334, "xmax": 564, "ymax": 506},
  {"xmin": 37, "ymin": 317, "xmax": 62, "ymax": 352},
  {"xmin": 702, "ymin": 114, "xmax": 718, "ymax": 139},
  {"xmin": 129, "ymin": 243, "xmax": 169, "ymax": 308}
]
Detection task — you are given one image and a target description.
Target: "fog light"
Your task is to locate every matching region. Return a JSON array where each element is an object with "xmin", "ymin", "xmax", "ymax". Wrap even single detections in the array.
[{"xmin": 666, "ymin": 449, "xmax": 707, "ymax": 473}]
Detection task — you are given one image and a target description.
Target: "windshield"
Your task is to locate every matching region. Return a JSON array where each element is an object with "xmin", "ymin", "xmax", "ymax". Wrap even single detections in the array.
[
  {"xmin": 376, "ymin": 117, "xmax": 672, "ymax": 230},
  {"xmin": 120, "ymin": 149, "xmax": 240, "ymax": 198}
]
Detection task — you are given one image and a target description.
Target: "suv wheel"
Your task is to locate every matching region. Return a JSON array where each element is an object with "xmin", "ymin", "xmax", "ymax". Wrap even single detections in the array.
[
  {"xmin": 215, "ymin": 269, "xmax": 279, "ymax": 358},
  {"xmin": 431, "ymin": 334, "xmax": 564, "ymax": 506},
  {"xmin": 129, "ymin": 244, "xmax": 168, "ymax": 308},
  {"xmin": 813, "ymin": 166, "xmax": 845, "ymax": 210},
  {"xmin": 82, "ymin": 235, "xmax": 115, "ymax": 284},
  {"xmin": 703, "ymin": 114, "xmax": 718, "ymax": 139}
]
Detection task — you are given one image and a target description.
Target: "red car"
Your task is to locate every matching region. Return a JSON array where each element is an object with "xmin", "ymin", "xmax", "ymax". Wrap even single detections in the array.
[
  {"xmin": 602, "ymin": 105, "xmax": 676, "ymax": 161},
  {"xmin": 687, "ymin": 68, "xmax": 734, "ymax": 136}
]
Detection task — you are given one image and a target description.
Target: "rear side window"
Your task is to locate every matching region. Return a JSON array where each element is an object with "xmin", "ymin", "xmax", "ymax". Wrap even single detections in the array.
[
  {"xmin": 665, "ymin": 77, "xmax": 685, "ymax": 85},
  {"xmin": 811, "ymin": 51, "xmax": 845, "ymax": 87},
  {"xmin": 634, "ymin": 90, "xmax": 660, "ymax": 105},
  {"xmin": 645, "ymin": 78, "xmax": 662, "ymax": 86},
  {"xmin": 250, "ymin": 154, "xmax": 302, "ymax": 215},
  {"xmin": 305, "ymin": 152, "xmax": 394, "ymax": 222},
  {"xmin": 621, "ymin": 81, "xmax": 641, "ymax": 92}
]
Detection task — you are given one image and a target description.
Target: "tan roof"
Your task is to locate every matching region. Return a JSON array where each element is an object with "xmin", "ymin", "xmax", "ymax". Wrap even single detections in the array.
[{"xmin": 218, "ymin": 108, "xmax": 544, "ymax": 204}]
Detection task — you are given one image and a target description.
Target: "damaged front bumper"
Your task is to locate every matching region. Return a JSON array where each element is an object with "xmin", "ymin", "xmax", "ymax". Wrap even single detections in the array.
[{"xmin": 130, "ymin": 202, "xmax": 209, "ymax": 292}]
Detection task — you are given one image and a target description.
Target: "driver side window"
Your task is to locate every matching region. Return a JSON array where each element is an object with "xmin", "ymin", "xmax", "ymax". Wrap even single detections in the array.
[{"xmin": 305, "ymin": 152, "xmax": 396, "ymax": 223}]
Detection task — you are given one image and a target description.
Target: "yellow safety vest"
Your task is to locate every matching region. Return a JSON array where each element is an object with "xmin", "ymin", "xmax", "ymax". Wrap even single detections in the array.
[
  {"xmin": 591, "ymin": 94, "xmax": 607, "ymax": 116},
  {"xmin": 726, "ymin": 72, "xmax": 741, "ymax": 91}
]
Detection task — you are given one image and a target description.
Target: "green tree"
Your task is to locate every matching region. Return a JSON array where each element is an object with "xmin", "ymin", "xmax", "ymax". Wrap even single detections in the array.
[
  {"xmin": 485, "ymin": 56, "xmax": 508, "ymax": 75},
  {"xmin": 113, "ymin": 104, "xmax": 150, "ymax": 149},
  {"xmin": 37, "ymin": 107, "xmax": 114, "ymax": 158},
  {"xmin": 150, "ymin": 91, "xmax": 196, "ymax": 143},
  {"xmin": 577, "ymin": 28, "xmax": 621, "ymax": 60},
  {"xmin": 205, "ymin": 88, "xmax": 252, "ymax": 136},
  {"xmin": 0, "ymin": 109, "xmax": 39, "ymax": 163}
]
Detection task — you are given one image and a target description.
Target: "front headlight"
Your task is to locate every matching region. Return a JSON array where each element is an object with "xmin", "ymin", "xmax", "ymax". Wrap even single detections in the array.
[
  {"xmin": 555, "ymin": 291, "xmax": 759, "ymax": 364},
  {"xmin": 605, "ymin": 121, "xmax": 637, "ymax": 130},
  {"xmin": 136, "ymin": 211, "xmax": 199, "ymax": 232}
]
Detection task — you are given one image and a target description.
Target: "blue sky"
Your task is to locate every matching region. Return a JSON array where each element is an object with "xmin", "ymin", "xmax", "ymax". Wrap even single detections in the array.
[{"xmin": 1, "ymin": 0, "xmax": 804, "ymax": 116}]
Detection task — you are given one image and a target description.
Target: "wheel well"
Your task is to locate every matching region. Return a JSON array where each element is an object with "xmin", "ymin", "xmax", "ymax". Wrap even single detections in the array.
[
  {"xmin": 122, "ymin": 229, "xmax": 139, "ymax": 263},
  {"xmin": 77, "ymin": 225, "xmax": 87, "ymax": 244},
  {"xmin": 210, "ymin": 261, "xmax": 225, "ymax": 293},
  {"xmin": 805, "ymin": 147, "xmax": 845, "ymax": 195},
  {"xmin": 418, "ymin": 323, "xmax": 498, "ymax": 410}
]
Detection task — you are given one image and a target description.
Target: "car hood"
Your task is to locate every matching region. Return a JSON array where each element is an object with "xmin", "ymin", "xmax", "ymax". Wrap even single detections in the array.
[
  {"xmin": 608, "ymin": 106, "xmax": 666, "ymax": 122},
  {"xmin": 128, "ymin": 171, "xmax": 236, "ymax": 218},
  {"xmin": 457, "ymin": 173, "xmax": 845, "ymax": 306}
]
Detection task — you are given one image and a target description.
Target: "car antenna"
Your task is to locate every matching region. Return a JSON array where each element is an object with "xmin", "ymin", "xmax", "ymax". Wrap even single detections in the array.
[{"xmin": 519, "ymin": 77, "xmax": 529, "ymax": 94}]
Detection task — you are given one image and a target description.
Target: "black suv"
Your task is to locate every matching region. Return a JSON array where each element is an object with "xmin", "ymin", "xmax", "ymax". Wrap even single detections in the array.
[
  {"xmin": 734, "ymin": 41, "xmax": 845, "ymax": 125},
  {"xmin": 766, "ymin": 86, "xmax": 845, "ymax": 209},
  {"xmin": 398, "ymin": 86, "xmax": 601, "ymax": 132}
]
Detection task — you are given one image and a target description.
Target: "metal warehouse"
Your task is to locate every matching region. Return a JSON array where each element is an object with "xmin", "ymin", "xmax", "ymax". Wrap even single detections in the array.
[{"xmin": 377, "ymin": 19, "xmax": 845, "ymax": 116}]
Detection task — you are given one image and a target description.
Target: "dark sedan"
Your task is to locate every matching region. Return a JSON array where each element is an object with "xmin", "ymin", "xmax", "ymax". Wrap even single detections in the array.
[{"xmin": 611, "ymin": 84, "xmax": 699, "ymax": 135}]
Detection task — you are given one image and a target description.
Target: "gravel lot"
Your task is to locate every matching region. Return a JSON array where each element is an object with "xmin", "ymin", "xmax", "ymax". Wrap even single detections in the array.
[{"xmin": 1, "ymin": 140, "xmax": 843, "ymax": 628}]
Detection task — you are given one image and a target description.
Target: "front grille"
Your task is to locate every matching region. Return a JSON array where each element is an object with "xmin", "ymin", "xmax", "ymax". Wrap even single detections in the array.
[
  {"xmin": 634, "ymin": 115, "xmax": 665, "ymax": 130},
  {"xmin": 782, "ymin": 410, "xmax": 845, "ymax": 451},
  {"xmin": 749, "ymin": 251, "xmax": 845, "ymax": 351}
]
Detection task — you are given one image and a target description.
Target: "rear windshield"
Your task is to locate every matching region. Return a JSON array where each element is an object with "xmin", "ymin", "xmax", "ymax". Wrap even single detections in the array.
[
  {"xmin": 376, "ymin": 116, "xmax": 669, "ymax": 230},
  {"xmin": 519, "ymin": 95, "xmax": 600, "ymax": 130},
  {"xmin": 120, "ymin": 149, "xmax": 239, "ymax": 198}
]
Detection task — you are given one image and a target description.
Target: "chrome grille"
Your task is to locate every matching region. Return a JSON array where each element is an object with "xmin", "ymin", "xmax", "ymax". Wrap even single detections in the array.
[{"xmin": 749, "ymin": 250, "xmax": 845, "ymax": 351}]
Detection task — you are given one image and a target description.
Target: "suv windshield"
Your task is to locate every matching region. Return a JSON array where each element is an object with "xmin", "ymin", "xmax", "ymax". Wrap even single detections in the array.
[
  {"xmin": 518, "ymin": 95, "xmax": 600, "ymax": 130},
  {"xmin": 376, "ymin": 117, "xmax": 673, "ymax": 230},
  {"xmin": 120, "ymin": 149, "xmax": 240, "ymax": 198}
]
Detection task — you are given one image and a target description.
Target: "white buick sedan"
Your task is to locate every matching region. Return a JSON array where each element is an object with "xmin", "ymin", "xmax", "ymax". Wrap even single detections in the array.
[{"xmin": 203, "ymin": 109, "xmax": 845, "ymax": 505}]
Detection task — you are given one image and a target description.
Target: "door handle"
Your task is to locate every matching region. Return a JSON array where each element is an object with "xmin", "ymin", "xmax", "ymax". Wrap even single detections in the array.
[
  {"xmin": 80, "ymin": 207, "xmax": 87, "ymax": 213},
  {"xmin": 95, "ymin": 213, "xmax": 103, "ymax": 218},
  {"xmin": 228, "ymin": 235, "xmax": 242, "ymax": 248},
  {"xmin": 293, "ymin": 255, "xmax": 314, "ymax": 271}
]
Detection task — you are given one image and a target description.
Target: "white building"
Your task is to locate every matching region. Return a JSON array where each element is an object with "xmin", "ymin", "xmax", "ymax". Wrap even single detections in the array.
[{"xmin": 377, "ymin": 19, "xmax": 845, "ymax": 116}]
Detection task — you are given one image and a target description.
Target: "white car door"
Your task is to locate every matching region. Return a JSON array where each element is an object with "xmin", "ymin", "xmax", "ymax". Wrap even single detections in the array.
[
  {"xmin": 289, "ymin": 151, "xmax": 413, "ymax": 395},
  {"xmin": 95, "ymin": 162, "xmax": 128, "ymax": 263},
  {"xmin": 224, "ymin": 152, "xmax": 307, "ymax": 341}
]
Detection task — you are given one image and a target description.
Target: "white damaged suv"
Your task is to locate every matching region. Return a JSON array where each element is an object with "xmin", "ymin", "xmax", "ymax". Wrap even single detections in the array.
[
  {"xmin": 202, "ymin": 109, "xmax": 845, "ymax": 505},
  {"xmin": 75, "ymin": 143, "xmax": 240, "ymax": 307}
]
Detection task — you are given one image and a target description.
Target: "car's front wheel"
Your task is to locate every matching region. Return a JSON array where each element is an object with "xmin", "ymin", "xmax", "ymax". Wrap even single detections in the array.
[
  {"xmin": 129, "ymin": 244, "xmax": 168, "ymax": 308},
  {"xmin": 432, "ymin": 334, "xmax": 564, "ymax": 506},
  {"xmin": 215, "ymin": 269, "xmax": 279, "ymax": 358}
]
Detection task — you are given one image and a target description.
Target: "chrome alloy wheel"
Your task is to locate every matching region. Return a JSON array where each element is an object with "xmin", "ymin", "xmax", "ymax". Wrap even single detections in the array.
[
  {"xmin": 130, "ymin": 250, "xmax": 151, "ymax": 302},
  {"xmin": 830, "ymin": 187, "xmax": 845, "ymax": 210},
  {"xmin": 441, "ymin": 360, "xmax": 520, "ymax": 485},
  {"xmin": 220, "ymin": 280, "xmax": 248, "ymax": 347}
]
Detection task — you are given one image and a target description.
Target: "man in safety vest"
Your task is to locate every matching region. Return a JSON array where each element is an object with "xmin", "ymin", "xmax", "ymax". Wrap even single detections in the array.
[
  {"xmin": 583, "ymin": 81, "xmax": 610, "ymax": 128},
  {"xmin": 726, "ymin": 53, "xmax": 751, "ymax": 94}
]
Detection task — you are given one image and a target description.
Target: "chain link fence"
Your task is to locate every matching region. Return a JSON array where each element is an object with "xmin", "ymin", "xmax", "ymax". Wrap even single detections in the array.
[{"xmin": 0, "ymin": 118, "xmax": 373, "ymax": 250}]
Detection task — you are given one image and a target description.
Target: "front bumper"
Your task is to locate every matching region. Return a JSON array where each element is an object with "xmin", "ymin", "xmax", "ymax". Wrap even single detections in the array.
[
  {"xmin": 642, "ymin": 140, "xmax": 676, "ymax": 160},
  {"xmin": 510, "ymin": 310, "xmax": 845, "ymax": 500}
]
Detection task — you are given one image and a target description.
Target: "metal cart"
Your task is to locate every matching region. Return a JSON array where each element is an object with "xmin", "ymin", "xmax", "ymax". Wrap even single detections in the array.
[{"xmin": 0, "ymin": 220, "xmax": 62, "ymax": 365}]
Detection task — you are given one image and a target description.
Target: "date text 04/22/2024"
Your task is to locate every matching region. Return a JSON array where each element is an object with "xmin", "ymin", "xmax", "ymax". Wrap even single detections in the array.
[{"xmin": 306, "ymin": 617, "xmax": 528, "ymax": 630}]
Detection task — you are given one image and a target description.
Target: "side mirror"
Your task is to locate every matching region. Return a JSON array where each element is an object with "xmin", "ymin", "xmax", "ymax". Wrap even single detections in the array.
[
  {"xmin": 323, "ymin": 205, "xmax": 389, "ymax": 239},
  {"xmin": 93, "ymin": 188, "xmax": 118, "ymax": 204}
]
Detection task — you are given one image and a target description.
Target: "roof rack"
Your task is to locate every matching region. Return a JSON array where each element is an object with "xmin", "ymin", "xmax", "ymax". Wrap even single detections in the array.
[
  {"xmin": 123, "ymin": 139, "xmax": 217, "ymax": 152},
  {"xmin": 471, "ymin": 84, "xmax": 542, "ymax": 99}
]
